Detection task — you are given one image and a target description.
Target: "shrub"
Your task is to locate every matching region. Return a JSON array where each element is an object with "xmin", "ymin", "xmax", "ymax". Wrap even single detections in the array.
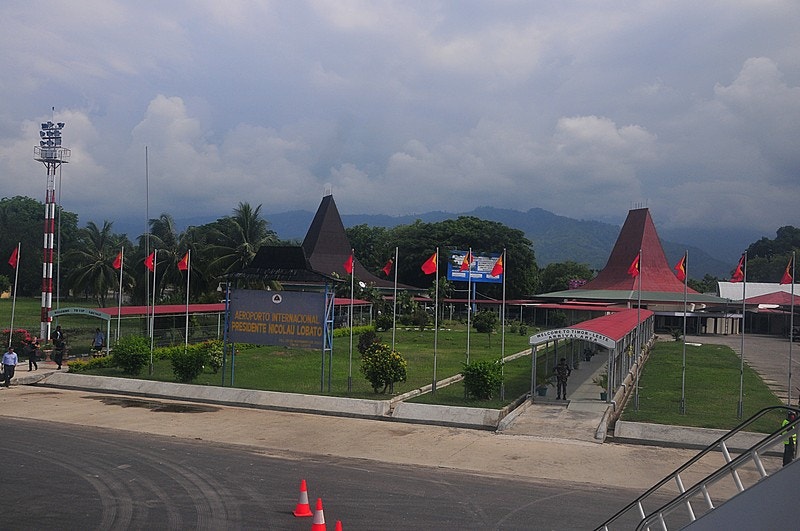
[
  {"xmin": 462, "ymin": 359, "xmax": 503, "ymax": 400},
  {"xmin": 171, "ymin": 346, "xmax": 205, "ymax": 383},
  {"xmin": 203, "ymin": 339, "xmax": 223, "ymax": 373},
  {"xmin": 68, "ymin": 356, "xmax": 115, "ymax": 373},
  {"xmin": 3, "ymin": 328, "xmax": 32, "ymax": 348},
  {"xmin": 671, "ymin": 328, "xmax": 683, "ymax": 342},
  {"xmin": 359, "ymin": 342, "xmax": 407, "ymax": 393},
  {"xmin": 357, "ymin": 330, "xmax": 380, "ymax": 355},
  {"xmin": 112, "ymin": 336, "xmax": 150, "ymax": 375}
]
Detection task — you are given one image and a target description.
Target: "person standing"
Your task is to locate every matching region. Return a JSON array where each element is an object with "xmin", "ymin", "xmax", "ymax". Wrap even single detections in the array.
[
  {"xmin": 783, "ymin": 411, "xmax": 797, "ymax": 467},
  {"xmin": 2, "ymin": 345, "xmax": 18, "ymax": 387},
  {"xmin": 23, "ymin": 339, "xmax": 38, "ymax": 371},
  {"xmin": 554, "ymin": 357, "xmax": 572, "ymax": 400},
  {"xmin": 91, "ymin": 328, "xmax": 105, "ymax": 356},
  {"xmin": 51, "ymin": 325, "xmax": 66, "ymax": 370}
]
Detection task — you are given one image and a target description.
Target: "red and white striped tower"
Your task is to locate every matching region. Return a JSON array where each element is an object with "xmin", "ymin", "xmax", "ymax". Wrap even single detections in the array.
[{"xmin": 34, "ymin": 118, "xmax": 69, "ymax": 341}]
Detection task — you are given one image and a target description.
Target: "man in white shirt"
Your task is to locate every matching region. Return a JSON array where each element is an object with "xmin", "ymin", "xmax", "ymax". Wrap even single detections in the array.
[{"xmin": 2, "ymin": 345, "xmax": 19, "ymax": 387}]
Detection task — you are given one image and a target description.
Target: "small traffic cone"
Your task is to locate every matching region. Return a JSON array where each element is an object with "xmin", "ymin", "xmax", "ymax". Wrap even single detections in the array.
[
  {"xmin": 293, "ymin": 479, "xmax": 313, "ymax": 517},
  {"xmin": 311, "ymin": 498, "xmax": 327, "ymax": 531},
  {"xmin": 334, "ymin": 520, "xmax": 343, "ymax": 531}
]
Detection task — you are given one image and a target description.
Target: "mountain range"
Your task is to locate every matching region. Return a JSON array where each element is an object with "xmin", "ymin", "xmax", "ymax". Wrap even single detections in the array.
[
  {"xmin": 107, "ymin": 205, "xmax": 763, "ymax": 279},
  {"xmin": 257, "ymin": 206, "xmax": 762, "ymax": 279}
]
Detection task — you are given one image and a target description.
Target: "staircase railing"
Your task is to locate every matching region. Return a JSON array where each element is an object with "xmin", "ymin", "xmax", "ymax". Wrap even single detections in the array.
[{"xmin": 596, "ymin": 405, "xmax": 799, "ymax": 531}]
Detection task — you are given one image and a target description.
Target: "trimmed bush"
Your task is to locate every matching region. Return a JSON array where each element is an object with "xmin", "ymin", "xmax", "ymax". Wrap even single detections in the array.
[
  {"xmin": 170, "ymin": 346, "xmax": 206, "ymax": 383},
  {"xmin": 68, "ymin": 356, "xmax": 115, "ymax": 373},
  {"xmin": 462, "ymin": 359, "xmax": 503, "ymax": 400},
  {"xmin": 113, "ymin": 336, "xmax": 150, "ymax": 376}
]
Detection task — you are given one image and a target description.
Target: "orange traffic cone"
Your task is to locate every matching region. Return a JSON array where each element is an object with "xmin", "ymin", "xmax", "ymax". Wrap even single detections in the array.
[
  {"xmin": 293, "ymin": 479, "xmax": 313, "ymax": 517},
  {"xmin": 334, "ymin": 520, "xmax": 343, "ymax": 530},
  {"xmin": 311, "ymin": 498, "xmax": 327, "ymax": 531}
]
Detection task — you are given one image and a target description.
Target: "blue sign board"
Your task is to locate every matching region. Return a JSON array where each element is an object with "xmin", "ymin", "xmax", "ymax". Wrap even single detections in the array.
[
  {"xmin": 229, "ymin": 290, "xmax": 325, "ymax": 349},
  {"xmin": 446, "ymin": 251, "xmax": 503, "ymax": 284}
]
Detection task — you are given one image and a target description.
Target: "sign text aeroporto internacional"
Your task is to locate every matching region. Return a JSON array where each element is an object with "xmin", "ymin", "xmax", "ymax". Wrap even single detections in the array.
[{"xmin": 229, "ymin": 290, "xmax": 325, "ymax": 349}]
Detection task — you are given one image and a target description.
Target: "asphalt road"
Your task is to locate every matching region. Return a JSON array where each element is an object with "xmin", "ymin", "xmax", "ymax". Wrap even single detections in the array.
[{"xmin": 0, "ymin": 415, "xmax": 649, "ymax": 530}]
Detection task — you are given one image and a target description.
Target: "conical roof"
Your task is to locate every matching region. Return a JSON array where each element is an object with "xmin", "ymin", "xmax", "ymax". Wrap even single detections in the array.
[
  {"xmin": 580, "ymin": 208, "xmax": 697, "ymax": 293},
  {"xmin": 302, "ymin": 194, "xmax": 396, "ymax": 288}
]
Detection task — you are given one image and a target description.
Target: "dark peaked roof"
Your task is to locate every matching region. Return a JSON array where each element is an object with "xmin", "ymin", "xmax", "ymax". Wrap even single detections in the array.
[
  {"xmin": 580, "ymin": 208, "xmax": 698, "ymax": 294},
  {"xmin": 302, "ymin": 194, "xmax": 398, "ymax": 289},
  {"xmin": 230, "ymin": 245, "xmax": 341, "ymax": 284}
]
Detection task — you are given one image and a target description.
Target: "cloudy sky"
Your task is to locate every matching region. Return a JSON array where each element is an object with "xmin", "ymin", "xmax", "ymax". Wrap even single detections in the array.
[{"xmin": 1, "ymin": 1, "xmax": 798, "ymax": 240}]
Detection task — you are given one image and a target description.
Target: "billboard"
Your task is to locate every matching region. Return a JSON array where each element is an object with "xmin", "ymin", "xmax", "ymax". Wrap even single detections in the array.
[
  {"xmin": 446, "ymin": 251, "xmax": 503, "ymax": 284},
  {"xmin": 229, "ymin": 290, "xmax": 326, "ymax": 349}
]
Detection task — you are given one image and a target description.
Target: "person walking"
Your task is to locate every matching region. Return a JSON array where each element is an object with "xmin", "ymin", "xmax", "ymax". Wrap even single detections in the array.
[
  {"xmin": 2, "ymin": 345, "xmax": 18, "ymax": 387},
  {"xmin": 554, "ymin": 357, "xmax": 572, "ymax": 400},
  {"xmin": 783, "ymin": 411, "xmax": 797, "ymax": 467},
  {"xmin": 23, "ymin": 339, "xmax": 38, "ymax": 371},
  {"xmin": 51, "ymin": 325, "xmax": 66, "ymax": 370}
]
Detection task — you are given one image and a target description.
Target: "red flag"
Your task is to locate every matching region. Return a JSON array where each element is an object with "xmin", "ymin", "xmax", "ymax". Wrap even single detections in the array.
[
  {"xmin": 730, "ymin": 254, "xmax": 745, "ymax": 283},
  {"xmin": 343, "ymin": 252, "xmax": 353, "ymax": 274},
  {"xmin": 459, "ymin": 251, "xmax": 472, "ymax": 272},
  {"xmin": 421, "ymin": 252, "xmax": 437, "ymax": 275},
  {"xmin": 113, "ymin": 251, "xmax": 123, "ymax": 270},
  {"xmin": 177, "ymin": 252, "xmax": 189, "ymax": 271},
  {"xmin": 674, "ymin": 254, "xmax": 686, "ymax": 282},
  {"xmin": 490, "ymin": 255, "xmax": 504, "ymax": 277},
  {"xmin": 144, "ymin": 252, "xmax": 155, "ymax": 272},
  {"xmin": 780, "ymin": 256, "xmax": 794, "ymax": 285},
  {"xmin": 8, "ymin": 247, "xmax": 18, "ymax": 269},
  {"xmin": 627, "ymin": 253, "xmax": 640, "ymax": 278},
  {"xmin": 381, "ymin": 258, "xmax": 393, "ymax": 276}
]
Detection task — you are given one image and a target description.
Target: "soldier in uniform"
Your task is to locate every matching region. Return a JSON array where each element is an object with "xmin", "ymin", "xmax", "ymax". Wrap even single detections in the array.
[{"xmin": 554, "ymin": 357, "xmax": 572, "ymax": 400}]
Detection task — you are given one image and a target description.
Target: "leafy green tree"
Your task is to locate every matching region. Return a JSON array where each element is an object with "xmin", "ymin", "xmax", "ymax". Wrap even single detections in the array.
[
  {"xmin": 744, "ymin": 226, "xmax": 800, "ymax": 282},
  {"xmin": 538, "ymin": 261, "xmax": 595, "ymax": 293},
  {"xmin": 472, "ymin": 308, "xmax": 499, "ymax": 345},
  {"xmin": 64, "ymin": 220, "xmax": 131, "ymax": 306},
  {"xmin": 0, "ymin": 196, "xmax": 79, "ymax": 296},
  {"xmin": 345, "ymin": 224, "xmax": 391, "ymax": 273},
  {"xmin": 689, "ymin": 274, "xmax": 719, "ymax": 294},
  {"xmin": 205, "ymin": 202, "xmax": 278, "ymax": 275},
  {"xmin": 112, "ymin": 335, "xmax": 149, "ymax": 375}
]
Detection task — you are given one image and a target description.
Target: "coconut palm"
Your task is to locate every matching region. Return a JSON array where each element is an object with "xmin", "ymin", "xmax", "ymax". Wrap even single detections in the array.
[
  {"xmin": 205, "ymin": 202, "xmax": 278, "ymax": 275},
  {"xmin": 65, "ymin": 220, "xmax": 130, "ymax": 307}
]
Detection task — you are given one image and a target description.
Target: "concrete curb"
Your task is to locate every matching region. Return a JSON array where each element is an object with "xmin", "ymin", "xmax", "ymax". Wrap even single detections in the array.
[{"xmin": 613, "ymin": 420, "xmax": 767, "ymax": 452}]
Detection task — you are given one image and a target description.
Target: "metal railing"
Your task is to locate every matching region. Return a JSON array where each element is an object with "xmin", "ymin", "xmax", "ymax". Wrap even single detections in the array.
[{"xmin": 597, "ymin": 405, "xmax": 799, "ymax": 531}]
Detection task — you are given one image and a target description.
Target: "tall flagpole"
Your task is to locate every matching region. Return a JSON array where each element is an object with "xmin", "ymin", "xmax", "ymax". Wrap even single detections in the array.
[
  {"xmin": 348, "ymin": 249, "xmax": 355, "ymax": 393},
  {"xmin": 432, "ymin": 247, "xmax": 439, "ymax": 395},
  {"xmin": 500, "ymin": 249, "xmax": 506, "ymax": 400},
  {"xmin": 680, "ymin": 251, "xmax": 688, "ymax": 414},
  {"xmin": 8, "ymin": 243, "xmax": 20, "ymax": 347},
  {"xmin": 787, "ymin": 251, "xmax": 795, "ymax": 406},
  {"xmin": 634, "ymin": 248, "xmax": 642, "ymax": 411},
  {"xmin": 737, "ymin": 251, "xmax": 747, "ymax": 418},
  {"xmin": 145, "ymin": 146, "xmax": 151, "ymax": 374},
  {"xmin": 116, "ymin": 247, "xmax": 124, "ymax": 341},
  {"xmin": 465, "ymin": 247, "xmax": 472, "ymax": 365},
  {"xmin": 183, "ymin": 250, "xmax": 190, "ymax": 354},
  {"xmin": 391, "ymin": 246, "xmax": 398, "ymax": 352},
  {"xmin": 150, "ymin": 249, "xmax": 157, "ymax": 372}
]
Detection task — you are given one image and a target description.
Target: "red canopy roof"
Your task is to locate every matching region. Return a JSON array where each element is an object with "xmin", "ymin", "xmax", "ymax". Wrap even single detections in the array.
[
  {"xmin": 568, "ymin": 308, "xmax": 654, "ymax": 342},
  {"xmin": 745, "ymin": 291, "xmax": 800, "ymax": 306}
]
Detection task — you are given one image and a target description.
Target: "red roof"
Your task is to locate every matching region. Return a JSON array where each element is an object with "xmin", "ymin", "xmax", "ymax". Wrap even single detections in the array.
[
  {"xmin": 96, "ymin": 298, "xmax": 370, "ymax": 317},
  {"xmin": 745, "ymin": 291, "xmax": 800, "ymax": 306},
  {"xmin": 579, "ymin": 208, "xmax": 698, "ymax": 294},
  {"xmin": 568, "ymin": 308, "xmax": 654, "ymax": 342}
]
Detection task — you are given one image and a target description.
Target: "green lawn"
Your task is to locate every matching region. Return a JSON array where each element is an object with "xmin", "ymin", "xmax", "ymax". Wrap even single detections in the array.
[{"xmin": 622, "ymin": 341, "xmax": 784, "ymax": 433}]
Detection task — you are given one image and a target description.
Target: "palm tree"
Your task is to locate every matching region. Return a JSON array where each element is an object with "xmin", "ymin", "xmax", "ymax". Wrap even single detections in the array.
[
  {"xmin": 206, "ymin": 202, "xmax": 278, "ymax": 275},
  {"xmin": 65, "ymin": 221, "xmax": 129, "ymax": 307}
]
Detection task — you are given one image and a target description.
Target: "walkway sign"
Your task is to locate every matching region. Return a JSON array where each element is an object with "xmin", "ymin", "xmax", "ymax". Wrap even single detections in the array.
[{"xmin": 530, "ymin": 328, "xmax": 616, "ymax": 349}]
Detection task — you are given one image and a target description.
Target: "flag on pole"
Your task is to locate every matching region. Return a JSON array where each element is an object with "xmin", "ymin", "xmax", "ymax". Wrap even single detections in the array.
[
  {"xmin": 627, "ymin": 252, "xmax": 640, "ymax": 277},
  {"xmin": 421, "ymin": 252, "xmax": 437, "ymax": 275},
  {"xmin": 8, "ymin": 247, "xmax": 18, "ymax": 269},
  {"xmin": 343, "ymin": 252, "xmax": 354, "ymax": 274},
  {"xmin": 145, "ymin": 252, "xmax": 155, "ymax": 272},
  {"xmin": 459, "ymin": 250, "xmax": 473, "ymax": 272},
  {"xmin": 781, "ymin": 256, "xmax": 794, "ymax": 285},
  {"xmin": 490, "ymin": 255, "xmax": 504, "ymax": 277},
  {"xmin": 730, "ymin": 254, "xmax": 745, "ymax": 283},
  {"xmin": 113, "ymin": 251, "xmax": 123, "ymax": 270},
  {"xmin": 674, "ymin": 254, "xmax": 687, "ymax": 282},
  {"xmin": 178, "ymin": 252, "xmax": 190, "ymax": 271},
  {"xmin": 381, "ymin": 258, "xmax": 393, "ymax": 276}
]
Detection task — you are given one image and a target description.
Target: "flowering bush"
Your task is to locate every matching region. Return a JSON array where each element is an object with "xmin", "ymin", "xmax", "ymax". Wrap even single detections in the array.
[
  {"xmin": 359, "ymin": 342, "xmax": 407, "ymax": 393},
  {"xmin": 3, "ymin": 328, "xmax": 32, "ymax": 348}
]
